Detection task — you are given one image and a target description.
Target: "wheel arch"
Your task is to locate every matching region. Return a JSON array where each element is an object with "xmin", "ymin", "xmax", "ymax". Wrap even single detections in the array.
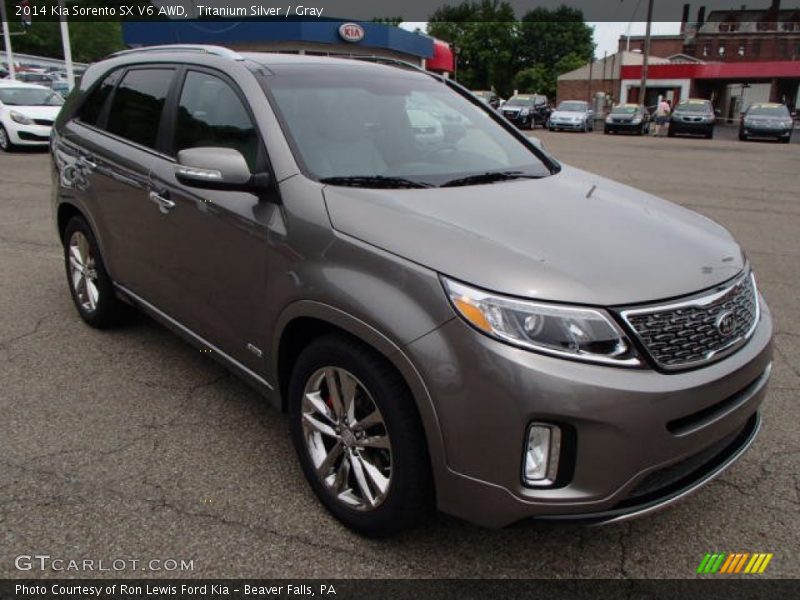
[{"xmin": 272, "ymin": 300, "xmax": 449, "ymax": 489}]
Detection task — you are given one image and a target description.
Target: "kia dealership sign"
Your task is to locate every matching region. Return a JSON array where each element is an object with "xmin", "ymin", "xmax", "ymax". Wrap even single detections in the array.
[{"xmin": 338, "ymin": 22, "xmax": 365, "ymax": 43}]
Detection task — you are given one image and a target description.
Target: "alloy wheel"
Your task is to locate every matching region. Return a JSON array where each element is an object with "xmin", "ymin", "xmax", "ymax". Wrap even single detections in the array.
[
  {"xmin": 0, "ymin": 127, "xmax": 8, "ymax": 150},
  {"xmin": 68, "ymin": 230, "xmax": 100, "ymax": 312},
  {"xmin": 301, "ymin": 367, "xmax": 392, "ymax": 511}
]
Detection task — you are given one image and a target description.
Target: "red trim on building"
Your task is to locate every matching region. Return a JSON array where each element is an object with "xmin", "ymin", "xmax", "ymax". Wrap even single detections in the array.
[
  {"xmin": 621, "ymin": 61, "xmax": 800, "ymax": 80},
  {"xmin": 426, "ymin": 39, "xmax": 454, "ymax": 72}
]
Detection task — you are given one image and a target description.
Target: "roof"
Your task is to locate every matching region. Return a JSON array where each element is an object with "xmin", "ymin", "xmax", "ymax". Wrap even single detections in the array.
[
  {"xmin": 122, "ymin": 19, "xmax": 435, "ymax": 59},
  {"xmin": 558, "ymin": 51, "xmax": 670, "ymax": 81}
]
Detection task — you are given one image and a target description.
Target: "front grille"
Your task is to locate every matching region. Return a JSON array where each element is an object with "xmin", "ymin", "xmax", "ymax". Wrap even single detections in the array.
[{"xmin": 621, "ymin": 272, "xmax": 759, "ymax": 370}]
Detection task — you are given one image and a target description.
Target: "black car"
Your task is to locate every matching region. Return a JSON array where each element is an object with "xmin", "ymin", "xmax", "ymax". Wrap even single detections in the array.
[
  {"xmin": 669, "ymin": 99, "xmax": 716, "ymax": 139},
  {"xmin": 501, "ymin": 94, "xmax": 550, "ymax": 129},
  {"xmin": 472, "ymin": 90, "xmax": 500, "ymax": 109},
  {"xmin": 739, "ymin": 102, "xmax": 794, "ymax": 143},
  {"xmin": 604, "ymin": 104, "xmax": 650, "ymax": 135}
]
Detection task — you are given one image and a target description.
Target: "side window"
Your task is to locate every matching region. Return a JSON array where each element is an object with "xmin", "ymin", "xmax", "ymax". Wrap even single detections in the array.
[
  {"xmin": 174, "ymin": 71, "xmax": 259, "ymax": 171},
  {"xmin": 79, "ymin": 69, "xmax": 122, "ymax": 127},
  {"xmin": 106, "ymin": 68, "xmax": 174, "ymax": 149}
]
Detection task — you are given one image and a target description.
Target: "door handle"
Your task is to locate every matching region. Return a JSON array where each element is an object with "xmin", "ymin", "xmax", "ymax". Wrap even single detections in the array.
[
  {"xmin": 149, "ymin": 190, "xmax": 175, "ymax": 213},
  {"xmin": 77, "ymin": 155, "xmax": 97, "ymax": 170}
]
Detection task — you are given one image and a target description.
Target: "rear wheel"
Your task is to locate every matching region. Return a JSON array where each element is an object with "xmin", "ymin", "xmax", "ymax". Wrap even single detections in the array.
[
  {"xmin": 288, "ymin": 334, "xmax": 432, "ymax": 537},
  {"xmin": 63, "ymin": 216, "xmax": 130, "ymax": 328},
  {"xmin": 0, "ymin": 125, "xmax": 16, "ymax": 152},
  {"xmin": 706, "ymin": 128, "xmax": 714, "ymax": 139},
  {"xmin": 739, "ymin": 130, "xmax": 747, "ymax": 141}
]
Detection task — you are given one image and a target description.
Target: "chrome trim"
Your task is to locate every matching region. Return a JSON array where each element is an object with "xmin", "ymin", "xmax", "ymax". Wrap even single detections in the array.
[
  {"xmin": 619, "ymin": 271, "xmax": 760, "ymax": 371},
  {"xmin": 114, "ymin": 283, "xmax": 273, "ymax": 391}
]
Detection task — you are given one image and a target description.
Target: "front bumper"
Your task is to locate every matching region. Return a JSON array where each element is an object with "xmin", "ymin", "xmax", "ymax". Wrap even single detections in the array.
[
  {"xmin": 502, "ymin": 112, "xmax": 532, "ymax": 128},
  {"xmin": 742, "ymin": 126, "xmax": 792, "ymax": 139},
  {"xmin": 406, "ymin": 298, "xmax": 772, "ymax": 528},
  {"xmin": 670, "ymin": 120, "xmax": 714, "ymax": 135},
  {"xmin": 605, "ymin": 121, "xmax": 644, "ymax": 133},
  {"xmin": 550, "ymin": 120, "xmax": 585, "ymax": 130},
  {"xmin": 7, "ymin": 122, "xmax": 52, "ymax": 145}
]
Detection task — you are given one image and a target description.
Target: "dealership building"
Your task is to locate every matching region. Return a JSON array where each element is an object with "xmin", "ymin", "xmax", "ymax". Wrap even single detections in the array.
[
  {"xmin": 557, "ymin": 1, "xmax": 800, "ymax": 117},
  {"xmin": 122, "ymin": 19, "xmax": 454, "ymax": 74}
]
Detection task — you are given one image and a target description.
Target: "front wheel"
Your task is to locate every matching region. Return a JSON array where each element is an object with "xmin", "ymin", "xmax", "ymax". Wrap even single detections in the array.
[
  {"xmin": 288, "ymin": 334, "xmax": 433, "ymax": 537},
  {"xmin": 0, "ymin": 124, "xmax": 16, "ymax": 152}
]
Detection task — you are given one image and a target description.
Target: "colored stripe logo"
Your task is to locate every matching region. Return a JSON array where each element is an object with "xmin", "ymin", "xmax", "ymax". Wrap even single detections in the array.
[{"xmin": 697, "ymin": 552, "xmax": 773, "ymax": 574}]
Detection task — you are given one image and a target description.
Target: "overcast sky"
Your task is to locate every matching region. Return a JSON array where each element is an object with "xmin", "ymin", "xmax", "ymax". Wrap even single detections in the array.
[{"xmin": 400, "ymin": 21, "xmax": 683, "ymax": 58}]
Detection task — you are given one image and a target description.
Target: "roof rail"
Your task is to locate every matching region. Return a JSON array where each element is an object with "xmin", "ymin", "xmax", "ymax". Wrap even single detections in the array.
[{"xmin": 110, "ymin": 45, "xmax": 245, "ymax": 61}]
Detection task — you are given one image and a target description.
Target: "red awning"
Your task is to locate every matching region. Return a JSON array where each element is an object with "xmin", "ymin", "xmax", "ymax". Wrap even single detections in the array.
[
  {"xmin": 426, "ymin": 39, "xmax": 454, "ymax": 72},
  {"xmin": 621, "ymin": 60, "xmax": 800, "ymax": 80}
]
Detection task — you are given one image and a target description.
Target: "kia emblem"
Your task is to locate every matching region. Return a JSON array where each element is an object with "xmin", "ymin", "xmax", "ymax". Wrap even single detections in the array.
[
  {"xmin": 339, "ymin": 22, "xmax": 365, "ymax": 43},
  {"xmin": 716, "ymin": 311, "xmax": 736, "ymax": 336}
]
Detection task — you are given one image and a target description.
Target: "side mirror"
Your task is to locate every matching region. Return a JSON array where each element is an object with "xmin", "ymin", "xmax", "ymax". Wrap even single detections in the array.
[{"xmin": 176, "ymin": 147, "xmax": 269, "ymax": 191}]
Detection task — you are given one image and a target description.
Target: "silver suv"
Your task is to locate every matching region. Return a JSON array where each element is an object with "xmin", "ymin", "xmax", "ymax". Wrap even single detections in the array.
[{"xmin": 51, "ymin": 46, "xmax": 772, "ymax": 536}]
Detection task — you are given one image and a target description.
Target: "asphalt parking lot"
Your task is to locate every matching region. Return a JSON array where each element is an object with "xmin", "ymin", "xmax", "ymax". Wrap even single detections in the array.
[{"xmin": 1, "ymin": 130, "xmax": 798, "ymax": 579}]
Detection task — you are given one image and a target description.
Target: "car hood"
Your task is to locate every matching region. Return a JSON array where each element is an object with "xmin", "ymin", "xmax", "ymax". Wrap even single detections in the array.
[
  {"xmin": 4, "ymin": 105, "xmax": 61, "ymax": 120},
  {"xmin": 551, "ymin": 111, "xmax": 584, "ymax": 119},
  {"xmin": 745, "ymin": 115, "xmax": 789, "ymax": 122},
  {"xmin": 322, "ymin": 165, "xmax": 744, "ymax": 306},
  {"xmin": 674, "ymin": 111, "xmax": 712, "ymax": 118}
]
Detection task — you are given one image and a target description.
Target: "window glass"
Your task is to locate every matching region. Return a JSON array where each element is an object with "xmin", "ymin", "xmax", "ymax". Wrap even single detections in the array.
[
  {"xmin": 79, "ymin": 69, "xmax": 121, "ymax": 126},
  {"xmin": 106, "ymin": 69, "xmax": 174, "ymax": 149},
  {"xmin": 268, "ymin": 68, "xmax": 551, "ymax": 185},
  {"xmin": 174, "ymin": 71, "xmax": 259, "ymax": 170}
]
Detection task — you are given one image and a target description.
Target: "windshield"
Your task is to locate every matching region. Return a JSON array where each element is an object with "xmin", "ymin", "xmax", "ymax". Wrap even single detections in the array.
[
  {"xmin": 556, "ymin": 101, "xmax": 586, "ymax": 112},
  {"xmin": 267, "ymin": 68, "xmax": 552, "ymax": 186},
  {"xmin": 747, "ymin": 104, "xmax": 790, "ymax": 117},
  {"xmin": 675, "ymin": 100, "xmax": 712, "ymax": 112},
  {"xmin": 611, "ymin": 106, "xmax": 638, "ymax": 115},
  {"xmin": 506, "ymin": 94, "xmax": 540, "ymax": 107},
  {"xmin": 0, "ymin": 87, "xmax": 64, "ymax": 106}
]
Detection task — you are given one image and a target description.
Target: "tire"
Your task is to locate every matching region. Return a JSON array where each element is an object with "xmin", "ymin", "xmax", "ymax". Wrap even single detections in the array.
[
  {"xmin": 739, "ymin": 131, "xmax": 747, "ymax": 141},
  {"xmin": 0, "ymin": 124, "xmax": 16, "ymax": 152},
  {"xmin": 706, "ymin": 128, "xmax": 714, "ymax": 140},
  {"xmin": 288, "ymin": 334, "xmax": 433, "ymax": 537},
  {"xmin": 63, "ymin": 216, "xmax": 130, "ymax": 328},
  {"xmin": 780, "ymin": 136, "xmax": 790, "ymax": 144},
  {"xmin": 667, "ymin": 128, "xmax": 676, "ymax": 138}
]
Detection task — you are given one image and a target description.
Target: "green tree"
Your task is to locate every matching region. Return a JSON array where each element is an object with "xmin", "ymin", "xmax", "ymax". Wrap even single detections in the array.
[
  {"xmin": 428, "ymin": 0, "xmax": 518, "ymax": 97},
  {"xmin": 518, "ymin": 6, "xmax": 595, "ymax": 70}
]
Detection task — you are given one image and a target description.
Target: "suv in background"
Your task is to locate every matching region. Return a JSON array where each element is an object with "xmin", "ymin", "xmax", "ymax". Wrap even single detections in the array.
[
  {"xmin": 669, "ymin": 98, "xmax": 716, "ymax": 139},
  {"xmin": 739, "ymin": 102, "xmax": 794, "ymax": 143},
  {"xmin": 51, "ymin": 45, "xmax": 772, "ymax": 537},
  {"xmin": 502, "ymin": 93, "xmax": 550, "ymax": 129},
  {"xmin": 472, "ymin": 89, "xmax": 500, "ymax": 109}
]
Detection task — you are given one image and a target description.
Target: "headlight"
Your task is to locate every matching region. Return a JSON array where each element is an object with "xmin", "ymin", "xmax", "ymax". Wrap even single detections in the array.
[
  {"xmin": 520, "ymin": 107, "xmax": 530, "ymax": 116},
  {"xmin": 631, "ymin": 117, "xmax": 642, "ymax": 124},
  {"xmin": 781, "ymin": 120, "xmax": 793, "ymax": 127},
  {"xmin": 442, "ymin": 277, "xmax": 640, "ymax": 366},
  {"xmin": 10, "ymin": 110, "xmax": 34, "ymax": 125},
  {"xmin": 605, "ymin": 116, "xmax": 613, "ymax": 123}
]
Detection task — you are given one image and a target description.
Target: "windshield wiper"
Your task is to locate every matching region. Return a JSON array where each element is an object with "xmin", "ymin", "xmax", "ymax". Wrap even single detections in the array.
[
  {"xmin": 441, "ymin": 170, "xmax": 543, "ymax": 188},
  {"xmin": 319, "ymin": 175, "xmax": 432, "ymax": 189}
]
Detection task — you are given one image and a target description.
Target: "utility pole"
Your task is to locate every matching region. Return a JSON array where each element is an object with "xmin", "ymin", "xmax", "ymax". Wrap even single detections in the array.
[
  {"xmin": 638, "ymin": 0, "xmax": 655, "ymax": 106},
  {"xmin": 1, "ymin": 0, "xmax": 16, "ymax": 79},
  {"xmin": 58, "ymin": 0, "xmax": 75, "ymax": 89}
]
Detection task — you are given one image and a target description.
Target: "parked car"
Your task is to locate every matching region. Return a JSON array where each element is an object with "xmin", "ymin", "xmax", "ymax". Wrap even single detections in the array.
[
  {"xmin": 472, "ymin": 90, "xmax": 500, "ymax": 109},
  {"xmin": 604, "ymin": 104, "xmax": 650, "ymax": 135},
  {"xmin": 51, "ymin": 47, "xmax": 772, "ymax": 537},
  {"xmin": 501, "ymin": 93, "xmax": 550, "ymax": 129},
  {"xmin": 15, "ymin": 71, "xmax": 55, "ymax": 86},
  {"xmin": 669, "ymin": 98, "xmax": 716, "ymax": 139},
  {"xmin": 548, "ymin": 100, "xmax": 594, "ymax": 132},
  {"xmin": 0, "ymin": 81, "xmax": 64, "ymax": 151},
  {"xmin": 739, "ymin": 102, "xmax": 794, "ymax": 143},
  {"xmin": 50, "ymin": 80, "xmax": 71, "ymax": 98}
]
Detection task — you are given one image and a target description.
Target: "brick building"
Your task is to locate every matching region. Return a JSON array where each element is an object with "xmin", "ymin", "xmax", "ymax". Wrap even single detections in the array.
[{"xmin": 559, "ymin": 1, "xmax": 800, "ymax": 116}]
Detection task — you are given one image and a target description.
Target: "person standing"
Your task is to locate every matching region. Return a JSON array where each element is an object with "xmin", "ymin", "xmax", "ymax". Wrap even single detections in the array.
[{"xmin": 655, "ymin": 97, "xmax": 671, "ymax": 137}]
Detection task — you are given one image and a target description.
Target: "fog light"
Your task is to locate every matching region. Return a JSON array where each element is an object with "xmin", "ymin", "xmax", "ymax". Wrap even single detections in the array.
[{"xmin": 523, "ymin": 423, "xmax": 561, "ymax": 486}]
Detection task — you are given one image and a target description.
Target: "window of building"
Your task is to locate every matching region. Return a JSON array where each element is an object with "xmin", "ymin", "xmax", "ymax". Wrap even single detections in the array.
[
  {"xmin": 174, "ymin": 71, "xmax": 259, "ymax": 171},
  {"xmin": 106, "ymin": 69, "xmax": 174, "ymax": 149},
  {"xmin": 718, "ymin": 43, "xmax": 726, "ymax": 56},
  {"xmin": 702, "ymin": 43, "xmax": 710, "ymax": 57},
  {"xmin": 78, "ymin": 69, "xmax": 122, "ymax": 127},
  {"xmin": 752, "ymin": 39, "xmax": 762, "ymax": 56},
  {"xmin": 738, "ymin": 43, "xmax": 746, "ymax": 57}
]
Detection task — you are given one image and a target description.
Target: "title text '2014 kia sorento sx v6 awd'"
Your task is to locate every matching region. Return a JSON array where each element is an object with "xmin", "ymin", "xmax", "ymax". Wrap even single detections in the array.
[{"xmin": 51, "ymin": 46, "xmax": 772, "ymax": 537}]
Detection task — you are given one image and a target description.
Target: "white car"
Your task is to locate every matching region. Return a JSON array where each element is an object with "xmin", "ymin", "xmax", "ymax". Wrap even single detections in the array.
[{"xmin": 0, "ymin": 81, "xmax": 64, "ymax": 151}]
